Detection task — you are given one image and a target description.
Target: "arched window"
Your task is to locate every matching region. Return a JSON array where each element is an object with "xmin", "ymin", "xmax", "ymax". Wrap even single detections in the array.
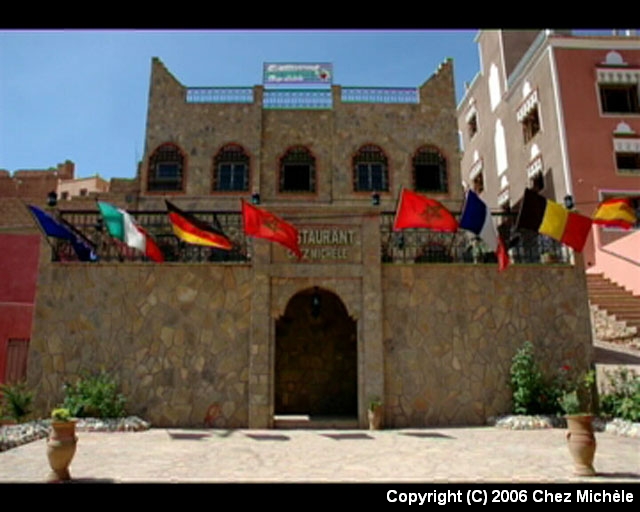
[
  {"xmin": 353, "ymin": 145, "xmax": 389, "ymax": 192},
  {"xmin": 147, "ymin": 143, "xmax": 185, "ymax": 192},
  {"xmin": 213, "ymin": 144, "xmax": 249, "ymax": 192},
  {"xmin": 412, "ymin": 146, "xmax": 448, "ymax": 193},
  {"xmin": 279, "ymin": 146, "xmax": 316, "ymax": 193}
]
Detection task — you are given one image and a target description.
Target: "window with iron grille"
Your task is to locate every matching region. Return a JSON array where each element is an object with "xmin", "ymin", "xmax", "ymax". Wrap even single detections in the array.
[
  {"xmin": 4, "ymin": 338, "xmax": 29, "ymax": 384},
  {"xmin": 522, "ymin": 106, "xmax": 540, "ymax": 143},
  {"xmin": 148, "ymin": 143, "xmax": 185, "ymax": 192},
  {"xmin": 280, "ymin": 146, "xmax": 316, "ymax": 193},
  {"xmin": 353, "ymin": 145, "xmax": 389, "ymax": 192},
  {"xmin": 413, "ymin": 147, "xmax": 448, "ymax": 193},
  {"xmin": 600, "ymin": 84, "xmax": 640, "ymax": 114},
  {"xmin": 213, "ymin": 144, "xmax": 249, "ymax": 191}
]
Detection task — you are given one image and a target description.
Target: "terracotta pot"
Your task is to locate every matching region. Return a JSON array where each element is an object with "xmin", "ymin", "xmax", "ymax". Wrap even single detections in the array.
[
  {"xmin": 368, "ymin": 406, "xmax": 383, "ymax": 430},
  {"xmin": 46, "ymin": 420, "xmax": 77, "ymax": 482},
  {"xmin": 565, "ymin": 414, "xmax": 596, "ymax": 476}
]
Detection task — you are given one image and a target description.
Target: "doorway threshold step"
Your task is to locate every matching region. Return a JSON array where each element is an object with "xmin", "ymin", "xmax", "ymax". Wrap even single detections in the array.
[{"xmin": 273, "ymin": 415, "xmax": 359, "ymax": 429}]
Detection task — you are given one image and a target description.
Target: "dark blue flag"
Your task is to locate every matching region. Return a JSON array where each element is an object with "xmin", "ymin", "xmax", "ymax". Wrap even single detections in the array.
[{"xmin": 27, "ymin": 205, "xmax": 98, "ymax": 262}]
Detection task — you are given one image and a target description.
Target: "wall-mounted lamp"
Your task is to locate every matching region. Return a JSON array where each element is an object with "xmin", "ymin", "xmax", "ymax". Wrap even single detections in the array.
[
  {"xmin": 251, "ymin": 193, "xmax": 261, "ymax": 205},
  {"xmin": 311, "ymin": 286, "xmax": 322, "ymax": 318},
  {"xmin": 47, "ymin": 191, "xmax": 58, "ymax": 208},
  {"xmin": 95, "ymin": 216, "xmax": 104, "ymax": 232},
  {"xmin": 371, "ymin": 192, "xmax": 380, "ymax": 206},
  {"xmin": 563, "ymin": 194, "xmax": 574, "ymax": 210},
  {"xmin": 395, "ymin": 233, "xmax": 405, "ymax": 250}
]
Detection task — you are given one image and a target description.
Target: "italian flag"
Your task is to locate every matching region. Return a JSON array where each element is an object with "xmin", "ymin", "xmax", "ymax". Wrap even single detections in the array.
[{"xmin": 97, "ymin": 202, "xmax": 164, "ymax": 262}]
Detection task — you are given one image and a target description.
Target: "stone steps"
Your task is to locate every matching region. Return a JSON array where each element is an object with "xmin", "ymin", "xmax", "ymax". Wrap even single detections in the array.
[
  {"xmin": 273, "ymin": 415, "xmax": 359, "ymax": 430},
  {"xmin": 587, "ymin": 273, "xmax": 640, "ymax": 330}
]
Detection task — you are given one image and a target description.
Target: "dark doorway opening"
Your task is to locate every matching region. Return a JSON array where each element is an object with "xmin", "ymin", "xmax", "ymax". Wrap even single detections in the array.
[{"xmin": 275, "ymin": 287, "xmax": 357, "ymax": 418}]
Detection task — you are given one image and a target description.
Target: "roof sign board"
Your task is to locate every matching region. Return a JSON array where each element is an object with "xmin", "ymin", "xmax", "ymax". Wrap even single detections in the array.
[{"xmin": 263, "ymin": 63, "xmax": 333, "ymax": 85}]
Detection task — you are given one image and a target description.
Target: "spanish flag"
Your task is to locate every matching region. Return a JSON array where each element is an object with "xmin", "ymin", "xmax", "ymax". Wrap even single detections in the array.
[
  {"xmin": 516, "ymin": 188, "xmax": 592, "ymax": 252},
  {"xmin": 592, "ymin": 197, "xmax": 638, "ymax": 229},
  {"xmin": 165, "ymin": 200, "xmax": 233, "ymax": 250}
]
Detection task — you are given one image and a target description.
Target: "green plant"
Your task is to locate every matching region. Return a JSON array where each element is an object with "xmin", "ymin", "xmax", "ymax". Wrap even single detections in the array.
[
  {"xmin": 369, "ymin": 397, "xmax": 382, "ymax": 411},
  {"xmin": 62, "ymin": 370, "xmax": 126, "ymax": 419},
  {"xmin": 558, "ymin": 368, "xmax": 596, "ymax": 416},
  {"xmin": 509, "ymin": 342, "xmax": 563, "ymax": 415},
  {"xmin": 0, "ymin": 381, "xmax": 33, "ymax": 423},
  {"xmin": 51, "ymin": 407, "xmax": 72, "ymax": 422},
  {"xmin": 599, "ymin": 368, "xmax": 640, "ymax": 422}
]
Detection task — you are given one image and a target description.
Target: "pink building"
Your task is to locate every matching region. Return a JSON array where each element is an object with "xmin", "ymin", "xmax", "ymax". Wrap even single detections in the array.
[
  {"xmin": 57, "ymin": 174, "xmax": 109, "ymax": 201},
  {"xmin": 457, "ymin": 30, "xmax": 640, "ymax": 295}
]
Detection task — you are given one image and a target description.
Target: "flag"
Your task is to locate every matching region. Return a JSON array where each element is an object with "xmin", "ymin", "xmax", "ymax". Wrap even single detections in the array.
[
  {"xmin": 97, "ymin": 202, "xmax": 164, "ymax": 262},
  {"xmin": 592, "ymin": 197, "xmax": 638, "ymax": 229},
  {"xmin": 27, "ymin": 205, "xmax": 98, "ymax": 262},
  {"xmin": 165, "ymin": 200, "xmax": 233, "ymax": 250},
  {"xmin": 392, "ymin": 188, "xmax": 458, "ymax": 232},
  {"xmin": 459, "ymin": 190, "xmax": 509, "ymax": 272},
  {"xmin": 241, "ymin": 199, "xmax": 302, "ymax": 258},
  {"xmin": 515, "ymin": 188, "xmax": 592, "ymax": 252}
]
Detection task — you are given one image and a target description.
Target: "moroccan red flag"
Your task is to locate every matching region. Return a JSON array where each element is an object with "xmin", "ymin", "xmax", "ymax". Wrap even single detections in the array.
[
  {"xmin": 393, "ymin": 188, "xmax": 458, "ymax": 232},
  {"xmin": 241, "ymin": 200, "xmax": 302, "ymax": 259}
]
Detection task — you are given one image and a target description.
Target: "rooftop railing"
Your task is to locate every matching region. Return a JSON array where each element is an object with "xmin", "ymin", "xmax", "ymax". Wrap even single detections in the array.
[
  {"xmin": 341, "ymin": 87, "xmax": 419, "ymax": 104},
  {"xmin": 185, "ymin": 87, "xmax": 254, "ymax": 104}
]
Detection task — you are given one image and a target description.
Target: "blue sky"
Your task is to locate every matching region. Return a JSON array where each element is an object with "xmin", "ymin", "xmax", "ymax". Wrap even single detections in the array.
[
  {"xmin": 2, "ymin": 29, "xmax": 623, "ymax": 182},
  {"xmin": 1, "ymin": 29, "xmax": 483, "ymax": 180}
]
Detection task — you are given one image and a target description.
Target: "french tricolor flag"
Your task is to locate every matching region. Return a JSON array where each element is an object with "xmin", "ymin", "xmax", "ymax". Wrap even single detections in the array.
[{"xmin": 459, "ymin": 190, "xmax": 509, "ymax": 272}]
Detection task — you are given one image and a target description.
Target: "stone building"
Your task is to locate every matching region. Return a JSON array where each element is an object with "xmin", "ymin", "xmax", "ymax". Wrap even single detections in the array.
[{"xmin": 24, "ymin": 57, "xmax": 594, "ymax": 428}]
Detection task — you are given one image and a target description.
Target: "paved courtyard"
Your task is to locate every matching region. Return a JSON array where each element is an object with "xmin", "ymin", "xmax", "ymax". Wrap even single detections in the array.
[{"xmin": 0, "ymin": 425, "xmax": 638, "ymax": 483}]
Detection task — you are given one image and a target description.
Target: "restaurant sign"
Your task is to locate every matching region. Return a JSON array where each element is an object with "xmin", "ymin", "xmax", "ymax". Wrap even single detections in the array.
[{"xmin": 263, "ymin": 63, "xmax": 333, "ymax": 85}]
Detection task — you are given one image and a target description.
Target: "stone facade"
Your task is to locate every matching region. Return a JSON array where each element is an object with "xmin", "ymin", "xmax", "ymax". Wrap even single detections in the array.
[
  {"xmin": 26, "ymin": 252, "xmax": 594, "ymax": 428},
  {"xmin": 29, "ymin": 263, "xmax": 253, "ymax": 428},
  {"xmin": 23, "ymin": 56, "xmax": 595, "ymax": 429}
]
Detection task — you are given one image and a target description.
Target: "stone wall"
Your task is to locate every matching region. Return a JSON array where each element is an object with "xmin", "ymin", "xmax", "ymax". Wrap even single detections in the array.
[
  {"xmin": 382, "ymin": 263, "xmax": 594, "ymax": 427},
  {"xmin": 27, "ymin": 263, "xmax": 252, "ymax": 428},
  {"xmin": 26, "ymin": 240, "xmax": 593, "ymax": 429}
]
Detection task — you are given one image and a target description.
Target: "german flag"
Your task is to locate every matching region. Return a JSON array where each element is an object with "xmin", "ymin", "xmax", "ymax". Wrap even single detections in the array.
[
  {"xmin": 165, "ymin": 200, "xmax": 233, "ymax": 250},
  {"xmin": 516, "ymin": 188, "xmax": 592, "ymax": 252}
]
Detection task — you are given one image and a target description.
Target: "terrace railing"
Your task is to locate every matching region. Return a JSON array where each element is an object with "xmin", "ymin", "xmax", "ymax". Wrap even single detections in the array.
[
  {"xmin": 341, "ymin": 87, "xmax": 419, "ymax": 104},
  {"xmin": 54, "ymin": 210, "xmax": 249, "ymax": 263},
  {"xmin": 50, "ymin": 210, "xmax": 570, "ymax": 265},
  {"xmin": 185, "ymin": 87, "xmax": 254, "ymax": 104},
  {"xmin": 379, "ymin": 212, "xmax": 570, "ymax": 265}
]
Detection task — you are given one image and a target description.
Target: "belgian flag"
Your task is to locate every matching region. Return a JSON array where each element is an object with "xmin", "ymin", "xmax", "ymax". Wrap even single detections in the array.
[
  {"xmin": 516, "ymin": 188, "xmax": 592, "ymax": 252},
  {"xmin": 165, "ymin": 200, "xmax": 233, "ymax": 250}
]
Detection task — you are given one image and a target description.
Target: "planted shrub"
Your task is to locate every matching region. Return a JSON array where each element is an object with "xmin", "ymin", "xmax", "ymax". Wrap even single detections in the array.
[
  {"xmin": 62, "ymin": 370, "xmax": 127, "ymax": 419},
  {"xmin": 0, "ymin": 381, "xmax": 33, "ymax": 423},
  {"xmin": 510, "ymin": 341, "xmax": 563, "ymax": 415},
  {"xmin": 599, "ymin": 368, "xmax": 640, "ymax": 422}
]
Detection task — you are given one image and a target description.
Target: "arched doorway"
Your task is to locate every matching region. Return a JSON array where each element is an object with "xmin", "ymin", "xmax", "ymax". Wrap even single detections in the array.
[{"xmin": 275, "ymin": 287, "xmax": 357, "ymax": 418}]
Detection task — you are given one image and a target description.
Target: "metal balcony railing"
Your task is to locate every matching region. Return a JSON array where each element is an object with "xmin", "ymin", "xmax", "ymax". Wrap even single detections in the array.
[
  {"xmin": 53, "ymin": 210, "xmax": 250, "ymax": 263},
  {"xmin": 49, "ymin": 210, "xmax": 570, "ymax": 265},
  {"xmin": 379, "ymin": 212, "xmax": 570, "ymax": 265}
]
